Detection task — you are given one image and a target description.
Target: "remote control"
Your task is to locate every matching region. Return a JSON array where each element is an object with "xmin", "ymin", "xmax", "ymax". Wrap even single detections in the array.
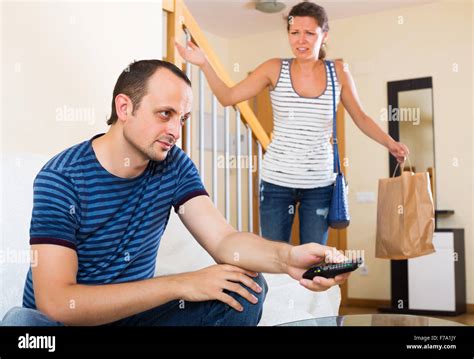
[{"xmin": 302, "ymin": 258, "xmax": 363, "ymax": 279}]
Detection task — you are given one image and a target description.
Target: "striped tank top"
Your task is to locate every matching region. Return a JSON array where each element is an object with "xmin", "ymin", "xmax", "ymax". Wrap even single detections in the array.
[{"xmin": 261, "ymin": 59, "xmax": 341, "ymax": 189}]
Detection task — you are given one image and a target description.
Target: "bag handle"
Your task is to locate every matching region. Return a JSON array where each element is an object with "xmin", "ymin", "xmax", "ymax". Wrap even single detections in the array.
[
  {"xmin": 391, "ymin": 156, "xmax": 414, "ymax": 178},
  {"xmin": 327, "ymin": 60, "xmax": 341, "ymax": 175}
]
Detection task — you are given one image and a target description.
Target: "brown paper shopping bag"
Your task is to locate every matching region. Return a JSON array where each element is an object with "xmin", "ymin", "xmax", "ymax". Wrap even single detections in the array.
[{"xmin": 376, "ymin": 160, "xmax": 435, "ymax": 259}]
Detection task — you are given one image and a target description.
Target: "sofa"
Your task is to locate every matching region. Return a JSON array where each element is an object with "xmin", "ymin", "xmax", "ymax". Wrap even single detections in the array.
[{"xmin": 0, "ymin": 152, "xmax": 341, "ymax": 325}]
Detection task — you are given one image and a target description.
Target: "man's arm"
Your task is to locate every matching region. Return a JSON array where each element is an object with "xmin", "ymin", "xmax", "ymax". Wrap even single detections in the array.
[
  {"xmin": 32, "ymin": 244, "xmax": 181, "ymax": 326},
  {"xmin": 178, "ymin": 196, "xmax": 350, "ymax": 292},
  {"xmin": 33, "ymin": 243, "xmax": 262, "ymax": 325},
  {"xmin": 176, "ymin": 195, "xmax": 290, "ymax": 273}
]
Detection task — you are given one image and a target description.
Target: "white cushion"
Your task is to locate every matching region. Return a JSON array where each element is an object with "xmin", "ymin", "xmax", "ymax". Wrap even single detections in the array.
[{"xmin": 0, "ymin": 153, "xmax": 49, "ymax": 318}]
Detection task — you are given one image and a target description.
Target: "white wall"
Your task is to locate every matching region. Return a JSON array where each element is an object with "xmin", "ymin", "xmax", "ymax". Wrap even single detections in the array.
[
  {"xmin": 0, "ymin": 1, "xmax": 163, "ymax": 313},
  {"xmin": 2, "ymin": 1, "xmax": 163, "ymax": 157}
]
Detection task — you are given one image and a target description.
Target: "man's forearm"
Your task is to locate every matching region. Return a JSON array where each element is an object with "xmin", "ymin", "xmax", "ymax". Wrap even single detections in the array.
[
  {"xmin": 213, "ymin": 232, "xmax": 292, "ymax": 274},
  {"xmin": 40, "ymin": 274, "xmax": 183, "ymax": 326}
]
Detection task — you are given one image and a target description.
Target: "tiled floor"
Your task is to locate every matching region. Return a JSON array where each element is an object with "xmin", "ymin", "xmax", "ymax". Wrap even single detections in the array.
[{"xmin": 339, "ymin": 306, "xmax": 474, "ymax": 325}]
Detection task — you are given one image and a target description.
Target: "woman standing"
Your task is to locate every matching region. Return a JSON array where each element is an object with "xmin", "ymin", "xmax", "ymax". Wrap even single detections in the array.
[{"xmin": 175, "ymin": 1, "xmax": 409, "ymax": 245}]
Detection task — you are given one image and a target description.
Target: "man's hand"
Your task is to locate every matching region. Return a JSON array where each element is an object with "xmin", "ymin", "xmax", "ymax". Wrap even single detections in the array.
[
  {"xmin": 285, "ymin": 243, "xmax": 350, "ymax": 292},
  {"xmin": 175, "ymin": 264, "xmax": 263, "ymax": 312}
]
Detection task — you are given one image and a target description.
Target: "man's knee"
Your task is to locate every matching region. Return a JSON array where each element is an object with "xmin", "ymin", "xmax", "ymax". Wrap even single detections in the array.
[
  {"xmin": 235, "ymin": 273, "xmax": 267, "ymax": 325},
  {"xmin": 1, "ymin": 307, "xmax": 63, "ymax": 327},
  {"xmin": 237, "ymin": 272, "xmax": 267, "ymax": 308},
  {"xmin": 201, "ymin": 273, "xmax": 269, "ymax": 326},
  {"xmin": 253, "ymin": 272, "xmax": 268, "ymax": 303}
]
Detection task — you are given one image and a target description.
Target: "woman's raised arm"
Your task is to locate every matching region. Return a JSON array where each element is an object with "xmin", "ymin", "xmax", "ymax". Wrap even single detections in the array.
[{"xmin": 175, "ymin": 40, "xmax": 278, "ymax": 106}]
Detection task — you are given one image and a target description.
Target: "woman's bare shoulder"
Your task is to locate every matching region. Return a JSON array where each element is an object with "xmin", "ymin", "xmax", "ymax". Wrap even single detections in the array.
[
  {"xmin": 333, "ymin": 59, "xmax": 346, "ymax": 72},
  {"xmin": 332, "ymin": 59, "xmax": 349, "ymax": 85},
  {"xmin": 259, "ymin": 58, "xmax": 283, "ymax": 89}
]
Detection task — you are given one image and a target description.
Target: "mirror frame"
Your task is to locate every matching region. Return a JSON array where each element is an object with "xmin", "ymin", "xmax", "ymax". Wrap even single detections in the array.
[{"xmin": 385, "ymin": 77, "xmax": 436, "ymax": 312}]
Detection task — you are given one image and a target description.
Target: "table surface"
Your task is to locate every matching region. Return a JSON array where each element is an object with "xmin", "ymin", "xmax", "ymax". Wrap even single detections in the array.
[{"xmin": 278, "ymin": 314, "xmax": 465, "ymax": 326}]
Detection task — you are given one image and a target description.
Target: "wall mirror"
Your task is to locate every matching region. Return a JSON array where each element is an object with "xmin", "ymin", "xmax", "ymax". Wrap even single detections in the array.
[{"xmin": 387, "ymin": 77, "xmax": 436, "ymax": 209}]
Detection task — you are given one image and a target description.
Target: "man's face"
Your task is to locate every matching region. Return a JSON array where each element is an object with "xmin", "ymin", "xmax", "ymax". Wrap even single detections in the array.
[{"xmin": 123, "ymin": 68, "xmax": 193, "ymax": 162}]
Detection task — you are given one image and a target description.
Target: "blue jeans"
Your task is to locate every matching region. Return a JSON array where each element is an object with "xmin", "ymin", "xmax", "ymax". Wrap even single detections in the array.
[
  {"xmin": 259, "ymin": 180, "xmax": 333, "ymax": 245},
  {"xmin": 1, "ymin": 273, "xmax": 267, "ymax": 326}
]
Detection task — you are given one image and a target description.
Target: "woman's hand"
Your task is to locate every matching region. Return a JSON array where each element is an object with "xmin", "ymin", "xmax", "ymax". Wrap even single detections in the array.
[
  {"xmin": 174, "ymin": 39, "xmax": 207, "ymax": 67},
  {"xmin": 286, "ymin": 243, "xmax": 350, "ymax": 292},
  {"xmin": 388, "ymin": 141, "xmax": 410, "ymax": 164}
]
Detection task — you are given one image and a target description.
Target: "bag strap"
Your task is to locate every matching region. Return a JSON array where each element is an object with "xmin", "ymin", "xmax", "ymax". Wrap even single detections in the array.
[
  {"xmin": 327, "ymin": 60, "xmax": 341, "ymax": 174},
  {"xmin": 391, "ymin": 156, "xmax": 414, "ymax": 178}
]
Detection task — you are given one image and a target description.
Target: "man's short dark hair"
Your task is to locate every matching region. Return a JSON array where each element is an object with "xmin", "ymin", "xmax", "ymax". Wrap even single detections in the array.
[{"xmin": 106, "ymin": 60, "xmax": 191, "ymax": 125}]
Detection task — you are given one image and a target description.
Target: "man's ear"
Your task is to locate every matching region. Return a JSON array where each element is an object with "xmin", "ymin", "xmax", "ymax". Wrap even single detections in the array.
[{"xmin": 115, "ymin": 94, "xmax": 133, "ymax": 122}]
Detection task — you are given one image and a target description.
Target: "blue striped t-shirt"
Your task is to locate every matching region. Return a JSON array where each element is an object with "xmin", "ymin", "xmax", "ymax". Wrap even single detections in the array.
[{"xmin": 23, "ymin": 133, "xmax": 208, "ymax": 309}]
